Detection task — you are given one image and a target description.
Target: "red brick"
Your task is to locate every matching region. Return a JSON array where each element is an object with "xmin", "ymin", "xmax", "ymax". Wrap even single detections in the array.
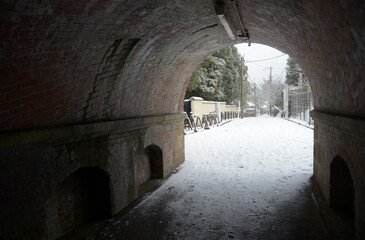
[
  {"xmin": 0, "ymin": 11, "xmax": 19, "ymax": 23},
  {"xmin": 17, "ymin": 39, "xmax": 35, "ymax": 49},
  {"xmin": 4, "ymin": 72, "xmax": 31, "ymax": 83},
  {"xmin": 44, "ymin": 87, "xmax": 66, "ymax": 101},
  {"xmin": 0, "ymin": 80, "xmax": 20, "ymax": 93},
  {"xmin": 17, "ymin": 62, "xmax": 44, "ymax": 74},
  {"xmin": 7, "ymin": 87, "xmax": 33, "ymax": 100},
  {"xmin": 8, "ymin": 105, "xmax": 23, "ymax": 116},
  {"xmin": 0, "ymin": 99, "xmax": 20, "ymax": 113},
  {"xmin": 21, "ymin": 91, "xmax": 44, "ymax": 105},
  {"xmin": 0, "ymin": 31, "xmax": 15, "ymax": 40},
  {"xmin": 19, "ymin": 15, "xmax": 53, "ymax": 25},
  {"xmin": 33, "ymin": 81, "xmax": 56, "ymax": 92},
  {"xmin": 16, "ymin": 47, "xmax": 35, "ymax": 57},
  {"xmin": 0, "ymin": 2, "xmax": 17, "ymax": 12},
  {"xmin": 0, "ymin": 93, "xmax": 6, "ymax": 103},
  {"xmin": 0, "ymin": 112, "xmax": 9, "ymax": 122},
  {"xmin": 45, "ymin": 58, "xmax": 67, "ymax": 69},
  {"xmin": 1, "ymin": 56, "xmax": 33, "ymax": 67},
  {"xmin": 0, "ymin": 22, "xmax": 33, "ymax": 32},
  {"xmin": 20, "ymin": 78, "xmax": 40, "ymax": 88},
  {"xmin": 17, "ymin": 31, "xmax": 43, "ymax": 40},
  {"xmin": 63, "ymin": 8, "xmax": 85, "ymax": 16},
  {"xmin": 0, "ymin": 67, "xmax": 18, "ymax": 77},
  {"xmin": 8, "ymin": 114, "xmax": 26, "ymax": 127},
  {"xmin": 21, "ymin": 96, "xmax": 50, "ymax": 113}
]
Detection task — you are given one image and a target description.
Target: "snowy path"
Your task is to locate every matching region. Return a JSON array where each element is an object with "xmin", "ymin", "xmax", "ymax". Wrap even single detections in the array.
[{"xmin": 84, "ymin": 117, "xmax": 331, "ymax": 240}]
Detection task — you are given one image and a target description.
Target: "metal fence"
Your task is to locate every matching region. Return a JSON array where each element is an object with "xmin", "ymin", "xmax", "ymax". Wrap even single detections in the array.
[
  {"xmin": 184, "ymin": 111, "xmax": 239, "ymax": 133},
  {"xmin": 288, "ymin": 84, "xmax": 314, "ymax": 125},
  {"xmin": 184, "ymin": 112, "xmax": 219, "ymax": 133}
]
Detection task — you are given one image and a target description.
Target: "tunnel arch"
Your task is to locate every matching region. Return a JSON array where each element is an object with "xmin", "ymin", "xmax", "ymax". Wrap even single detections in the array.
[
  {"xmin": 1, "ymin": 0, "xmax": 364, "ymax": 239},
  {"xmin": 0, "ymin": 0, "xmax": 363, "ymax": 129}
]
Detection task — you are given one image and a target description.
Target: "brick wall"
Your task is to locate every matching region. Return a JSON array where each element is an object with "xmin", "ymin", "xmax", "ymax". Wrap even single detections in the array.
[
  {"xmin": 0, "ymin": 113, "xmax": 185, "ymax": 239},
  {"xmin": 0, "ymin": 0, "xmax": 228, "ymax": 129},
  {"xmin": 45, "ymin": 167, "xmax": 111, "ymax": 240},
  {"xmin": 311, "ymin": 111, "xmax": 365, "ymax": 238},
  {"xmin": 1, "ymin": 0, "xmax": 364, "ymax": 130}
]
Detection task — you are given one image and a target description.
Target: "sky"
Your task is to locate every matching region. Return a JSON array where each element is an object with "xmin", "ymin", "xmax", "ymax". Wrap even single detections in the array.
[{"xmin": 235, "ymin": 43, "xmax": 289, "ymax": 85}]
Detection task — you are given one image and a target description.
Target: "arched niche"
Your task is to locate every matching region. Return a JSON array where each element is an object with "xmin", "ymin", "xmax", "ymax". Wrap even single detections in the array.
[
  {"xmin": 45, "ymin": 167, "xmax": 111, "ymax": 239},
  {"xmin": 145, "ymin": 144, "xmax": 164, "ymax": 179},
  {"xmin": 330, "ymin": 156, "xmax": 354, "ymax": 217}
]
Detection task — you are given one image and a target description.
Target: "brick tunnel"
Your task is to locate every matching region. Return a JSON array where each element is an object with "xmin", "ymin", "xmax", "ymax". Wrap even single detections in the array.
[{"xmin": 0, "ymin": 0, "xmax": 364, "ymax": 239}]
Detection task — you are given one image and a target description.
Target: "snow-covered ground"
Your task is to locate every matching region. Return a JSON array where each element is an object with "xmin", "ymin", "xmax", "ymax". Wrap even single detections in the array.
[
  {"xmin": 162, "ymin": 116, "xmax": 315, "ymax": 238},
  {"xmin": 87, "ymin": 116, "xmax": 330, "ymax": 240},
  {"xmin": 181, "ymin": 116, "xmax": 314, "ymax": 209}
]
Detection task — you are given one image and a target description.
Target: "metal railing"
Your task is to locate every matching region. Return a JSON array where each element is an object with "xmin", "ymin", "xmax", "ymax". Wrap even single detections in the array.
[
  {"xmin": 184, "ymin": 112, "xmax": 219, "ymax": 132},
  {"xmin": 184, "ymin": 111, "xmax": 239, "ymax": 133},
  {"xmin": 221, "ymin": 111, "xmax": 239, "ymax": 120}
]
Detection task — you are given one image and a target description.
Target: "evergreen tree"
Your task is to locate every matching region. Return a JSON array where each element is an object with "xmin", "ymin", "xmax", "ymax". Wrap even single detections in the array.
[
  {"xmin": 185, "ymin": 46, "xmax": 247, "ymax": 104},
  {"xmin": 285, "ymin": 58, "xmax": 302, "ymax": 86}
]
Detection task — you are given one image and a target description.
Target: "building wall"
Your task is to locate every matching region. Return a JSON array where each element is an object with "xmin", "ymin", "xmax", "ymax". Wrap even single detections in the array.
[
  {"xmin": 224, "ymin": 105, "xmax": 240, "ymax": 112},
  {"xmin": 190, "ymin": 98, "xmax": 216, "ymax": 118},
  {"xmin": 190, "ymin": 98, "xmax": 239, "ymax": 119}
]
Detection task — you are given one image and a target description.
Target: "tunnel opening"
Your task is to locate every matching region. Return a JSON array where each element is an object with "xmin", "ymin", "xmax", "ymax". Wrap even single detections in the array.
[
  {"xmin": 45, "ymin": 167, "xmax": 111, "ymax": 239},
  {"xmin": 145, "ymin": 144, "xmax": 164, "ymax": 179},
  {"xmin": 181, "ymin": 43, "xmax": 320, "ymax": 238},
  {"xmin": 183, "ymin": 43, "xmax": 314, "ymax": 126},
  {"xmin": 330, "ymin": 156, "xmax": 355, "ymax": 217}
]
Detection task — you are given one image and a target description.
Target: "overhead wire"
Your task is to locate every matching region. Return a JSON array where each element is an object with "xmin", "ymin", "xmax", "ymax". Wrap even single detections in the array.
[
  {"xmin": 249, "ymin": 62, "xmax": 286, "ymax": 69},
  {"xmin": 246, "ymin": 71, "xmax": 255, "ymax": 84},
  {"xmin": 273, "ymin": 67, "xmax": 286, "ymax": 82},
  {"xmin": 245, "ymin": 54, "xmax": 287, "ymax": 63}
]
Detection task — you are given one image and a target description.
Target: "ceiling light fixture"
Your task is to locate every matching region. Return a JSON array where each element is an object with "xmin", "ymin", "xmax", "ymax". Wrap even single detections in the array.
[
  {"xmin": 215, "ymin": 2, "xmax": 236, "ymax": 40},
  {"xmin": 231, "ymin": 0, "xmax": 251, "ymax": 46},
  {"xmin": 215, "ymin": 1, "xmax": 251, "ymax": 46}
]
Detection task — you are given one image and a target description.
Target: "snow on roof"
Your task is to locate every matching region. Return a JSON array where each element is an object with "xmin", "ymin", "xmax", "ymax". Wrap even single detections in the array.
[
  {"xmin": 190, "ymin": 96, "xmax": 203, "ymax": 101},
  {"xmin": 246, "ymin": 101, "xmax": 254, "ymax": 107}
]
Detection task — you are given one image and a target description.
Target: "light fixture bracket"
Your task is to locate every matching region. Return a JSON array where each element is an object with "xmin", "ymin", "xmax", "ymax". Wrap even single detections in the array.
[{"xmin": 215, "ymin": 1, "xmax": 251, "ymax": 46}]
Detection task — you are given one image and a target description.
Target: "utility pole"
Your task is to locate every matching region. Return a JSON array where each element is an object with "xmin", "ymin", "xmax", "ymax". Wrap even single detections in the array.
[
  {"xmin": 283, "ymin": 84, "xmax": 288, "ymax": 118},
  {"xmin": 254, "ymin": 83, "xmax": 257, "ymax": 117},
  {"xmin": 240, "ymin": 57, "xmax": 244, "ymax": 119},
  {"xmin": 269, "ymin": 66, "xmax": 272, "ymax": 117}
]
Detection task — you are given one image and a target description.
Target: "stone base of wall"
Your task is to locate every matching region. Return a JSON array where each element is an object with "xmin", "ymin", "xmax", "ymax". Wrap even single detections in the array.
[
  {"xmin": 0, "ymin": 113, "xmax": 185, "ymax": 239},
  {"xmin": 311, "ymin": 111, "xmax": 365, "ymax": 239}
]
